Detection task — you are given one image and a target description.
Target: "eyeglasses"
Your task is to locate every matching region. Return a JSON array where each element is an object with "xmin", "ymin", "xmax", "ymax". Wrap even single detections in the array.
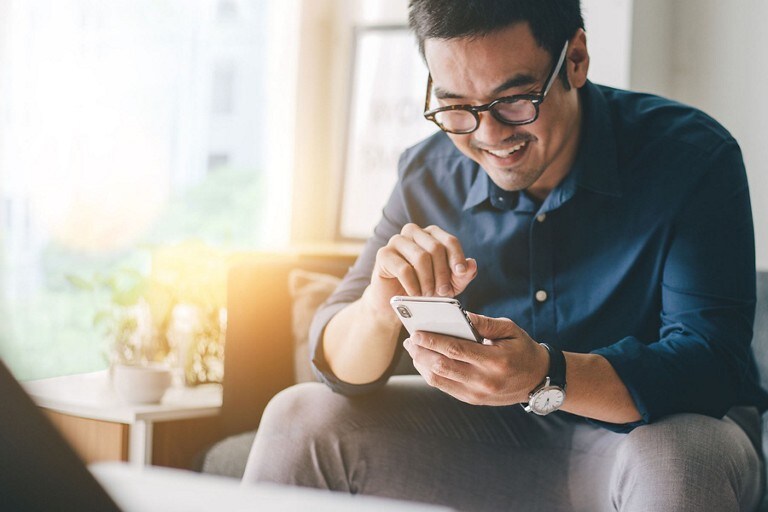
[{"xmin": 423, "ymin": 41, "xmax": 569, "ymax": 134}]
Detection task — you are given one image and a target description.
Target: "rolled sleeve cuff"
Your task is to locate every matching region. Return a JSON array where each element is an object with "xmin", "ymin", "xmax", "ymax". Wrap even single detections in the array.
[
  {"xmin": 308, "ymin": 300, "xmax": 401, "ymax": 396},
  {"xmin": 590, "ymin": 337, "xmax": 655, "ymax": 432}
]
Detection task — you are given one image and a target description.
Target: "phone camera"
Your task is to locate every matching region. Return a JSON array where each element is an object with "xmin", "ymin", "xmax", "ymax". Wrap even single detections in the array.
[{"xmin": 396, "ymin": 305, "xmax": 412, "ymax": 318}]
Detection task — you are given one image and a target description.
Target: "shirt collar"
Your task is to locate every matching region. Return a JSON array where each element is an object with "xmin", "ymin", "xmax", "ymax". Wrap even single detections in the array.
[
  {"xmin": 462, "ymin": 80, "xmax": 621, "ymax": 212},
  {"xmin": 462, "ymin": 166, "xmax": 491, "ymax": 211},
  {"xmin": 462, "ymin": 172, "xmax": 540, "ymax": 212}
]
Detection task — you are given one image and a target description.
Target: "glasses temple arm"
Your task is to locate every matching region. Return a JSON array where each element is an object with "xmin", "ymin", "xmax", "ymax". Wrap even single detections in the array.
[
  {"xmin": 424, "ymin": 74, "xmax": 433, "ymax": 113},
  {"xmin": 542, "ymin": 41, "xmax": 569, "ymax": 97}
]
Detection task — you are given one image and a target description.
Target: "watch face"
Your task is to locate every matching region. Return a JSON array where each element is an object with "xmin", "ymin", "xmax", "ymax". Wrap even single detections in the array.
[{"xmin": 530, "ymin": 386, "xmax": 565, "ymax": 415}]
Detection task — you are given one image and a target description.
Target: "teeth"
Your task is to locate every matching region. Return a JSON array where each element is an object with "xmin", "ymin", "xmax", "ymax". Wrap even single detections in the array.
[{"xmin": 486, "ymin": 142, "xmax": 527, "ymax": 158}]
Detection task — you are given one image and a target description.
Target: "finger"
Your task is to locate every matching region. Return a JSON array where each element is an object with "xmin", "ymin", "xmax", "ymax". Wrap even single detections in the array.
[
  {"xmin": 405, "ymin": 338, "xmax": 440, "ymax": 381},
  {"xmin": 384, "ymin": 235, "xmax": 434, "ymax": 295},
  {"xmin": 405, "ymin": 338, "xmax": 473, "ymax": 383},
  {"xmin": 421, "ymin": 225, "xmax": 477, "ymax": 296},
  {"xmin": 405, "ymin": 339, "xmax": 489, "ymax": 406},
  {"xmin": 388, "ymin": 232, "xmax": 438, "ymax": 296},
  {"xmin": 423, "ymin": 225, "xmax": 468, "ymax": 275},
  {"xmin": 465, "ymin": 313, "xmax": 523, "ymax": 341},
  {"xmin": 411, "ymin": 331, "xmax": 483, "ymax": 365},
  {"xmin": 429, "ymin": 355, "xmax": 472, "ymax": 383},
  {"xmin": 417, "ymin": 370, "xmax": 479, "ymax": 405},
  {"xmin": 410, "ymin": 228, "xmax": 453, "ymax": 297},
  {"xmin": 376, "ymin": 245, "xmax": 422, "ymax": 296},
  {"xmin": 450, "ymin": 257, "xmax": 478, "ymax": 294}
]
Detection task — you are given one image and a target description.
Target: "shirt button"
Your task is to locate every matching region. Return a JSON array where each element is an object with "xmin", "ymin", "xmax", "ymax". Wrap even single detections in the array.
[
  {"xmin": 536, "ymin": 213, "xmax": 547, "ymax": 223},
  {"xmin": 535, "ymin": 290, "xmax": 548, "ymax": 302}
]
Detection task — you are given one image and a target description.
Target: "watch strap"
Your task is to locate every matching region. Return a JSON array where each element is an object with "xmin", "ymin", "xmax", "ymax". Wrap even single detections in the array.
[{"xmin": 540, "ymin": 343, "xmax": 566, "ymax": 389}]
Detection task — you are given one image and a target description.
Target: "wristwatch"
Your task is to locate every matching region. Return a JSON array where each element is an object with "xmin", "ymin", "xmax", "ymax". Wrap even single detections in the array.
[{"xmin": 522, "ymin": 343, "xmax": 567, "ymax": 416}]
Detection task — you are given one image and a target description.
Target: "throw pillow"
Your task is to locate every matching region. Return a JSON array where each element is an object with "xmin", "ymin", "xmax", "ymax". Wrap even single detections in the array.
[{"xmin": 287, "ymin": 269, "xmax": 341, "ymax": 383}]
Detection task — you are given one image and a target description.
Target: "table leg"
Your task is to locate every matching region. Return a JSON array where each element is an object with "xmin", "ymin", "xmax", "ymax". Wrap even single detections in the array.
[{"xmin": 129, "ymin": 420, "xmax": 154, "ymax": 466}]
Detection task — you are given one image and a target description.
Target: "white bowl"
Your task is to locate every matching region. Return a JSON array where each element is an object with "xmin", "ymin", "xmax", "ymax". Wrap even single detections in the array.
[{"xmin": 113, "ymin": 364, "xmax": 172, "ymax": 404}]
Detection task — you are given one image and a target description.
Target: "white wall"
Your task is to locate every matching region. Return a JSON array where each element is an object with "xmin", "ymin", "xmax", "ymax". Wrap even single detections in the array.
[
  {"xmin": 582, "ymin": 0, "xmax": 633, "ymax": 88},
  {"xmin": 631, "ymin": 1, "xmax": 768, "ymax": 270},
  {"xmin": 628, "ymin": 0, "xmax": 675, "ymax": 97}
]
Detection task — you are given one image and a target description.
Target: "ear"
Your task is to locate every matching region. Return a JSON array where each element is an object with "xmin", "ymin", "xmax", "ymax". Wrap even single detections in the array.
[{"xmin": 566, "ymin": 28, "xmax": 590, "ymax": 89}]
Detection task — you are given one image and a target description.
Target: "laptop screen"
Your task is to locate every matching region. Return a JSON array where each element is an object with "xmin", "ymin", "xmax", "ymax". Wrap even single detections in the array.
[{"xmin": 0, "ymin": 359, "xmax": 121, "ymax": 511}]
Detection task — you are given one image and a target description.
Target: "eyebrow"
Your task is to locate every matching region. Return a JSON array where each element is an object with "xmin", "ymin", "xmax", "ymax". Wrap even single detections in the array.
[{"xmin": 433, "ymin": 73, "xmax": 539, "ymax": 100}]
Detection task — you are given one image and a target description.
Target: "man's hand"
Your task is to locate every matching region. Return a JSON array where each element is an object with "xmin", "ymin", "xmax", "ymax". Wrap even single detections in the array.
[
  {"xmin": 324, "ymin": 223, "xmax": 477, "ymax": 385},
  {"xmin": 364, "ymin": 223, "xmax": 478, "ymax": 322},
  {"xmin": 403, "ymin": 313, "xmax": 549, "ymax": 406}
]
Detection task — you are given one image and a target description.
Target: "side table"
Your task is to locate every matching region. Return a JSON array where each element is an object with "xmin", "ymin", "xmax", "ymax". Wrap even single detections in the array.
[{"xmin": 23, "ymin": 370, "xmax": 222, "ymax": 468}]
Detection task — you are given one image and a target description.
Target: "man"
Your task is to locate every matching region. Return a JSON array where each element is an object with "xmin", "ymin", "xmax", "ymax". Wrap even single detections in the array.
[{"xmin": 243, "ymin": 1, "xmax": 768, "ymax": 510}]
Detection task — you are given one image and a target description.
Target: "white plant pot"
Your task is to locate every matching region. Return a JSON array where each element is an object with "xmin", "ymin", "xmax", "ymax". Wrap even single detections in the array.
[{"xmin": 113, "ymin": 363, "xmax": 172, "ymax": 404}]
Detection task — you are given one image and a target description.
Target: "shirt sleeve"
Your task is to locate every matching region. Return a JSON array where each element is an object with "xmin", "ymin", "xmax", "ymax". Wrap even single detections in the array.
[
  {"xmin": 308, "ymin": 153, "xmax": 413, "ymax": 395},
  {"xmin": 592, "ymin": 139, "xmax": 758, "ymax": 431}
]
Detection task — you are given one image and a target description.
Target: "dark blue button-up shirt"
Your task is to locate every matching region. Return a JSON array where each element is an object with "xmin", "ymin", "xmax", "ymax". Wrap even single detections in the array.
[{"xmin": 309, "ymin": 81, "xmax": 768, "ymax": 431}]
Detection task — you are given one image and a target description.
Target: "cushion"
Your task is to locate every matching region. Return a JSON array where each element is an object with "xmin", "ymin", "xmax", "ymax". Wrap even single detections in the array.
[
  {"xmin": 288, "ymin": 269, "xmax": 341, "ymax": 383},
  {"xmin": 754, "ymin": 272, "xmax": 768, "ymax": 511},
  {"xmin": 754, "ymin": 272, "xmax": 768, "ymax": 389},
  {"xmin": 200, "ymin": 430, "xmax": 257, "ymax": 478}
]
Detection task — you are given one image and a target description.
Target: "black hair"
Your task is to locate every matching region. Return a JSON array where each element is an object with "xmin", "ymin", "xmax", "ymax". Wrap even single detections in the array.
[{"xmin": 408, "ymin": 0, "xmax": 584, "ymax": 87}]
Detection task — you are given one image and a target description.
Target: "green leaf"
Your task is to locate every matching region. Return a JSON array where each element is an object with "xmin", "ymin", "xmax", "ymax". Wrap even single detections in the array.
[
  {"xmin": 113, "ymin": 273, "xmax": 147, "ymax": 306},
  {"xmin": 113, "ymin": 286, "xmax": 144, "ymax": 307},
  {"xmin": 65, "ymin": 274, "xmax": 94, "ymax": 291},
  {"xmin": 93, "ymin": 310, "xmax": 113, "ymax": 327}
]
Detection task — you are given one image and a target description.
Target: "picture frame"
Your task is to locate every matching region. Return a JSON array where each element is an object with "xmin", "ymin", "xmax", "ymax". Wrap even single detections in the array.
[{"xmin": 336, "ymin": 25, "xmax": 436, "ymax": 241}]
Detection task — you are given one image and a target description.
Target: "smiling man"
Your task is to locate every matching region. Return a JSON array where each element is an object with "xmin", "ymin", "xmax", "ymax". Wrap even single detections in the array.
[
  {"xmin": 424, "ymin": 24, "xmax": 579, "ymax": 199},
  {"xmin": 242, "ymin": 1, "xmax": 767, "ymax": 511}
]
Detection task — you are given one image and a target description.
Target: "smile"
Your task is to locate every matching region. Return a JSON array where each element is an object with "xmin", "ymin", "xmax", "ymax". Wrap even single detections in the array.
[{"xmin": 482, "ymin": 141, "xmax": 528, "ymax": 159}]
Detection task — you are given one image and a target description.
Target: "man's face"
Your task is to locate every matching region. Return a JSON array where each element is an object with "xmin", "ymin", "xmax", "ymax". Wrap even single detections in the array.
[{"xmin": 424, "ymin": 23, "xmax": 587, "ymax": 196}]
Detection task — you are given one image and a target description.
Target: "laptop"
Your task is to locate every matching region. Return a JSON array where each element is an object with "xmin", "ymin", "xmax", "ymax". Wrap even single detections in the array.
[
  {"xmin": 0, "ymin": 359, "xmax": 451, "ymax": 512},
  {"xmin": 0, "ymin": 358, "xmax": 120, "ymax": 511}
]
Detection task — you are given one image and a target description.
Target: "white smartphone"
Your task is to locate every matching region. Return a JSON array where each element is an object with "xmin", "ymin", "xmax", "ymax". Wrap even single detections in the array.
[{"xmin": 389, "ymin": 296, "xmax": 482, "ymax": 343}]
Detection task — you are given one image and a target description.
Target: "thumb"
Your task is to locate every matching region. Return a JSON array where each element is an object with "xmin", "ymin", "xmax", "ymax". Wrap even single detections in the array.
[
  {"xmin": 450, "ymin": 257, "xmax": 478, "ymax": 294},
  {"xmin": 466, "ymin": 312, "xmax": 522, "ymax": 341}
]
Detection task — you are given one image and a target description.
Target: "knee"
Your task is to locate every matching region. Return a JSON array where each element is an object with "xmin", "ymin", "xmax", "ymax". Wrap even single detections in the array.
[
  {"xmin": 258, "ymin": 383, "xmax": 364, "ymax": 439},
  {"xmin": 244, "ymin": 383, "xmax": 345, "ymax": 486},
  {"xmin": 612, "ymin": 413, "xmax": 760, "ymax": 510},
  {"xmin": 259, "ymin": 383, "xmax": 336, "ymax": 434},
  {"xmin": 616, "ymin": 413, "xmax": 755, "ymax": 475}
]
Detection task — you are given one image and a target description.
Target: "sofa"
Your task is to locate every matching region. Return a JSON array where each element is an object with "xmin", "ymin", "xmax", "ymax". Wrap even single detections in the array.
[
  {"xmin": 197, "ymin": 250, "xmax": 362, "ymax": 476},
  {"xmin": 199, "ymin": 250, "xmax": 768, "ymax": 509}
]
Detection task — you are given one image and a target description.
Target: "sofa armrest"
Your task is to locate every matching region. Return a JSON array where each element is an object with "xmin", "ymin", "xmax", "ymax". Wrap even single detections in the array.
[{"xmin": 220, "ymin": 252, "xmax": 358, "ymax": 438}]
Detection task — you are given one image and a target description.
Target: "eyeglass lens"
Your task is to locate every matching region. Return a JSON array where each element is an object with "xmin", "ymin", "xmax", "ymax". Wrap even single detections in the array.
[
  {"xmin": 433, "ymin": 99, "xmax": 537, "ymax": 133},
  {"xmin": 434, "ymin": 110, "xmax": 476, "ymax": 133}
]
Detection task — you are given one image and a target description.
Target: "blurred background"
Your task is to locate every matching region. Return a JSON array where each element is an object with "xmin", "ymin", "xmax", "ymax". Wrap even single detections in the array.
[{"xmin": 0, "ymin": 0, "xmax": 765, "ymax": 381}]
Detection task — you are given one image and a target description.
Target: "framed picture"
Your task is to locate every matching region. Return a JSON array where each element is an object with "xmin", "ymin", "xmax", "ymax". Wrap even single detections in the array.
[{"xmin": 336, "ymin": 25, "xmax": 437, "ymax": 241}]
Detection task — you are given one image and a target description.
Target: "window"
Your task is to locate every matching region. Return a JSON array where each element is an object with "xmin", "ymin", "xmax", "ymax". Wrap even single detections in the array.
[
  {"xmin": 216, "ymin": 0, "xmax": 239, "ymax": 22},
  {"xmin": 208, "ymin": 153, "xmax": 231, "ymax": 173},
  {"xmin": 0, "ymin": 0, "xmax": 297, "ymax": 380},
  {"xmin": 212, "ymin": 61, "xmax": 237, "ymax": 115}
]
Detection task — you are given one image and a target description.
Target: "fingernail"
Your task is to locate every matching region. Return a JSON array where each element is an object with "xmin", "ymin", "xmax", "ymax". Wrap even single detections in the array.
[
  {"xmin": 455, "ymin": 263, "xmax": 467, "ymax": 274},
  {"xmin": 403, "ymin": 338, "xmax": 411, "ymax": 349},
  {"xmin": 438, "ymin": 284, "xmax": 452, "ymax": 296}
]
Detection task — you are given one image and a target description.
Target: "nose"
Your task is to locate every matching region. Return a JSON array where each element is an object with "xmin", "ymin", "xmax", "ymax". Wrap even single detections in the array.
[{"xmin": 472, "ymin": 110, "xmax": 515, "ymax": 146}]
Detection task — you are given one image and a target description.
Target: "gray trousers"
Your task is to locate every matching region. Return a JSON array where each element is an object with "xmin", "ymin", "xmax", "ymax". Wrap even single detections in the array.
[{"xmin": 242, "ymin": 376, "xmax": 764, "ymax": 512}]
